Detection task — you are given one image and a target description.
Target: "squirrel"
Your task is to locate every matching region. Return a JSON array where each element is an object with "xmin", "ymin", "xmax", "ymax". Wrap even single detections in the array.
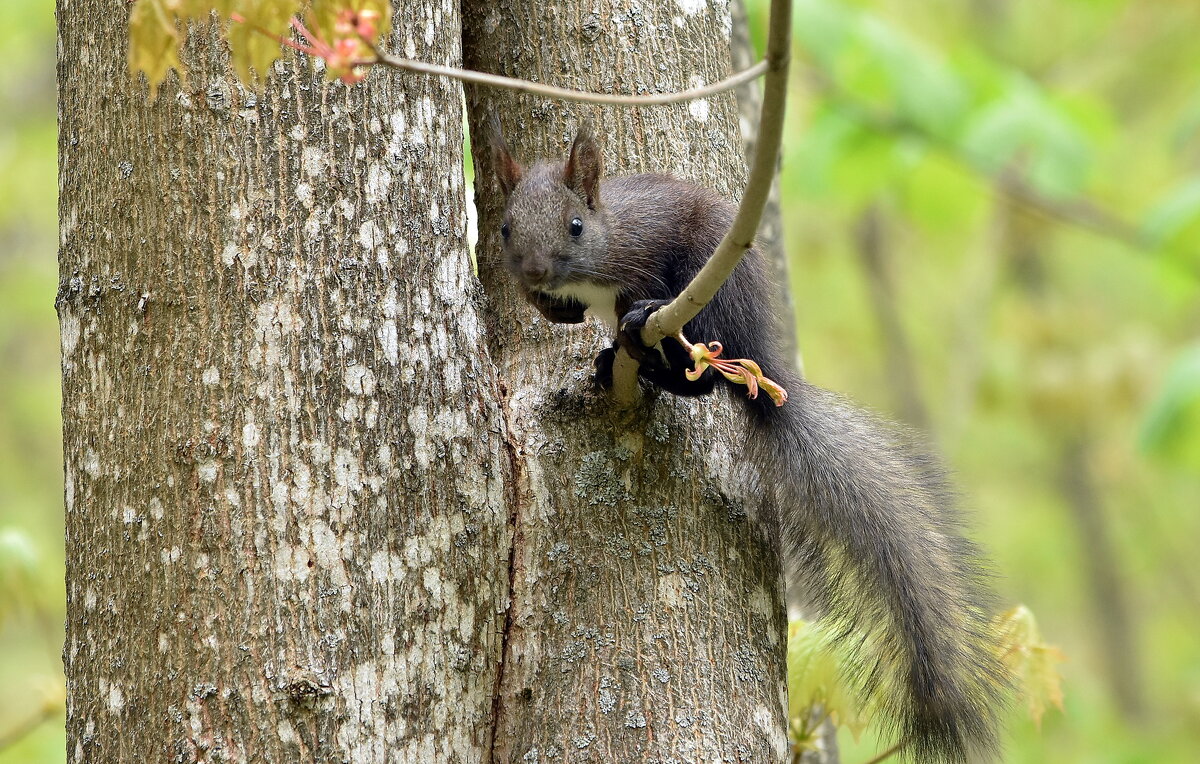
[{"xmin": 489, "ymin": 121, "xmax": 1008, "ymax": 763}]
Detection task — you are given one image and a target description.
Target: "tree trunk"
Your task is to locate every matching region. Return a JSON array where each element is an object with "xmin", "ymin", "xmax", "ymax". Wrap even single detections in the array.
[
  {"xmin": 854, "ymin": 202, "xmax": 932, "ymax": 432},
  {"xmin": 463, "ymin": 2, "xmax": 789, "ymax": 762},
  {"xmin": 730, "ymin": 8, "xmax": 835, "ymax": 760},
  {"xmin": 1059, "ymin": 436, "xmax": 1145, "ymax": 721},
  {"xmin": 1002, "ymin": 202, "xmax": 1146, "ymax": 724},
  {"xmin": 59, "ymin": 2, "xmax": 510, "ymax": 761},
  {"xmin": 730, "ymin": 0, "xmax": 797, "ymax": 362}
]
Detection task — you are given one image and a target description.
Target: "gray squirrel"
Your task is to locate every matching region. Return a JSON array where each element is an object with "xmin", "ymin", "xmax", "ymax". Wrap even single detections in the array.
[{"xmin": 490, "ymin": 121, "xmax": 1008, "ymax": 763}]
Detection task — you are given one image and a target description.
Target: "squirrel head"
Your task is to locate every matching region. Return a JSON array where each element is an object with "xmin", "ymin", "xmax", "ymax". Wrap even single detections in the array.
[{"xmin": 490, "ymin": 120, "xmax": 610, "ymax": 293}]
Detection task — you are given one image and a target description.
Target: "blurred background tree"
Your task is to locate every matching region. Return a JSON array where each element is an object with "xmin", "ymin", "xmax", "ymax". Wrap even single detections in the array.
[{"xmin": 3, "ymin": 0, "xmax": 1198, "ymax": 761}]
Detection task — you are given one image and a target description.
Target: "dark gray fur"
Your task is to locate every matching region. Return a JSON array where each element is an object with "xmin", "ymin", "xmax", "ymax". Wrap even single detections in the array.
[{"xmin": 493, "ymin": 123, "xmax": 1009, "ymax": 762}]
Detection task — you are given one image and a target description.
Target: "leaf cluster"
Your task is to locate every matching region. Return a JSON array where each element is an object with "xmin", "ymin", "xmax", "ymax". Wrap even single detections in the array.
[
  {"xmin": 789, "ymin": 0, "xmax": 1200, "ymax": 270},
  {"xmin": 128, "ymin": 0, "xmax": 391, "ymax": 93}
]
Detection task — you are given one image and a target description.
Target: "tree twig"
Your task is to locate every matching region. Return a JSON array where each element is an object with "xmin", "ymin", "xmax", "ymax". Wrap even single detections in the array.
[
  {"xmin": 233, "ymin": 12, "xmax": 770, "ymax": 105},
  {"xmin": 372, "ymin": 52, "xmax": 769, "ymax": 105},
  {"xmin": 859, "ymin": 739, "xmax": 906, "ymax": 764},
  {"xmin": 612, "ymin": 0, "xmax": 793, "ymax": 403},
  {"xmin": 730, "ymin": 0, "xmax": 799, "ymax": 364}
]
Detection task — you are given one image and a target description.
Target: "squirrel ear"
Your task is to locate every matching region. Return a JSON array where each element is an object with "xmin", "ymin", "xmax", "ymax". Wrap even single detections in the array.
[
  {"xmin": 489, "ymin": 114, "xmax": 523, "ymax": 197},
  {"xmin": 564, "ymin": 121, "xmax": 602, "ymax": 209}
]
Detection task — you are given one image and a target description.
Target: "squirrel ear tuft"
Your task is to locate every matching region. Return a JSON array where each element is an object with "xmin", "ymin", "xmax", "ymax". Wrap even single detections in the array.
[
  {"xmin": 564, "ymin": 120, "xmax": 602, "ymax": 209},
  {"xmin": 489, "ymin": 114, "xmax": 523, "ymax": 197}
]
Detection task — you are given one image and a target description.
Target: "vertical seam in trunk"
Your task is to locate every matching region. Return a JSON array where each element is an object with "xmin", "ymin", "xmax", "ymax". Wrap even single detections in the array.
[{"xmin": 489, "ymin": 378, "xmax": 527, "ymax": 764}]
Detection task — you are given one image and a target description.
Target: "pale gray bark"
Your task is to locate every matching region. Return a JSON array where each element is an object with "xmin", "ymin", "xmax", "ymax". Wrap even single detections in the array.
[
  {"xmin": 59, "ymin": 2, "xmax": 510, "ymax": 762},
  {"xmin": 463, "ymin": 1, "xmax": 789, "ymax": 762}
]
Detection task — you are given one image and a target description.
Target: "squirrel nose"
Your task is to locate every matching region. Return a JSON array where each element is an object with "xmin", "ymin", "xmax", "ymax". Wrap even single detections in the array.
[{"xmin": 522, "ymin": 261, "xmax": 548, "ymax": 284}]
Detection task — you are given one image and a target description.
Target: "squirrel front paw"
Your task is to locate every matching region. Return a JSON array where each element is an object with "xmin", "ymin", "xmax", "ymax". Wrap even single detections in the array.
[
  {"xmin": 617, "ymin": 299, "xmax": 670, "ymax": 361},
  {"xmin": 593, "ymin": 344, "xmax": 617, "ymax": 389}
]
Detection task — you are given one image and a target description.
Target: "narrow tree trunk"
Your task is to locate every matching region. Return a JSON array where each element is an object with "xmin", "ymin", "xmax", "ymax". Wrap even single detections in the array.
[
  {"xmin": 59, "ymin": 2, "xmax": 510, "ymax": 761},
  {"xmin": 731, "ymin": 0, "xmax": 797, "ymax": 362},
  {"xmin": 730, "ymin": 7, "xmax": 835, "ymax": 761},
  {"xmin": 1059, "ymin": 436, "xmax": 1145, "ymax": 721},
  {"xmin": 462, "ymin": 2, "xmax": 789, "ymax": 762},
  {"xmin": 1002, "ymin": 202, "xmax": 1147, "ymax": 724},
  {"xmin": 854, "ymin": 202, "xmax": 932, "ymax": 432}
]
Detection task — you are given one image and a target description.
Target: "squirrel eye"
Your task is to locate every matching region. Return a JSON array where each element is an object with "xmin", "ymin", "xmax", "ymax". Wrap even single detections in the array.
[
  {"xmin": 569, "ymin": 217, "xmax": 584, "ymax": 237},
  {"xmin": 500, "ymin": 221, "xmax": 510, "ymax": 240}
]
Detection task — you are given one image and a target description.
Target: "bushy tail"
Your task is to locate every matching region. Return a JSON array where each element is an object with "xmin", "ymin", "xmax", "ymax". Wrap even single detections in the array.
[{"xmin": 745, "ymin": 372, "xmax": 1008, "ymax": 762}]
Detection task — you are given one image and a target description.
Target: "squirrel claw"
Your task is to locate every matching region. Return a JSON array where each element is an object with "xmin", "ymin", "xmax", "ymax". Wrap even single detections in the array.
[{"xmin": 617, "ymin": 299, "xmax": 670, "ymax": 360}]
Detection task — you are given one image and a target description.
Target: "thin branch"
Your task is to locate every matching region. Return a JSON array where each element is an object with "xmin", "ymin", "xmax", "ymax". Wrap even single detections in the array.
[
  {"xmin": 859, "ymin": 739, "xmax": 906, "ymax": 764},
  {"xmin": 994, "ymin": 168, "xmax": 1147, "ymax": 248},
  {"xmin": 731, "ymin": 0, "xmax": 799, "ymax": 364},
  {"xmin": 644, "ymin": 0, "xmax": 791, "ymax": 334},
  {"xmin": 612, "ymin": 0, "xmax": 793, "ymax": 403},
  {"xmin": 373, "ymin": 53, "xmax": 769, "ymax": 106},
  {"xmin": 233, "ymin": 13, "xmax": 770, "ymax": 105}
]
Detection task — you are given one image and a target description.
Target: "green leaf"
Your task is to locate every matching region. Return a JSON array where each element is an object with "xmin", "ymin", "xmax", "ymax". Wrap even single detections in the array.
[
  {"xmin": 1171, "ymin": 90, "xmax": 1200, "ymax": 152},
  {"xmin": 787, "ymin": 619, "xmax": 868, "ymax": 741},
  {"xmin": 127, "ymin": 0, "xmax": 184, "ymax": 96},
  {"xmin": 1141, "ymin": 178, "xmax": 1200, "ymax": 249},
  {"xmin": 856, "ymin": 17, "xmax": 967, "ymax": 137},
  {"xmin": 225, "ymin": 1, "xmax": 301, "ymax": 83},
  {"xmin": 995, "ymin": 605, "xmax": 1066, "ymax": 728},
  {"xmin": 309, "ymin": 0, "xmax": 392, "ymax": 47},
  {"xmin": 787, "ymin": 106, "xmax": 862, "ymax": 197},
  {"xmin": 833, "ymin": 130, "xmax": 903, "ymax": 206},
  {"xmin": 961, "ymin": 80, "xmax": 1091, "ymax": 198},
  {"xmin": 0, "ymin": 527, "xmax": 40, "ymax": 626},
  {"xmin": 1139, "ymin": 344, "xmax": 1200, "ymax": 460},
  {"xmin": 793, "ymin": 0, "xmax": 853, "ymax": 69},
  {"xmin": 128, "ymin": 0, "xmax": 314, "ymax": 89}
]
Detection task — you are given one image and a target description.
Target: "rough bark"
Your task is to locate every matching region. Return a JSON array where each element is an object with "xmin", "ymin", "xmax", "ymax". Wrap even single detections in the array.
[
  {"xmin": 59, "ymin": 2, "xmax": 510, "ymax": 762},
  {"xmin": 463, "ymin": 2, "xmax": 789, "ymax": 762}
]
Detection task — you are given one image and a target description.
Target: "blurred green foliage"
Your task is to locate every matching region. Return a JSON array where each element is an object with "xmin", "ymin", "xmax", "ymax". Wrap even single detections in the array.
[
  {"xmin": 754, "ymin": 0, "xmax": 1200, "ymax": 761},
  {"xmin": 4, "ymin": 0, "xmax": 1199, "ymax": 762},
  {"xmin": 0, "ymin": 0, "xmax": 65, "ymax": 760}
]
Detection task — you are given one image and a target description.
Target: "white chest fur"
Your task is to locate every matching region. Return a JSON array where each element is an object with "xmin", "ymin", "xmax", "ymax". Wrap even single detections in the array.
[{"xmin": 544, "ymin": 283, "xmax": 620, "ymax": 331}]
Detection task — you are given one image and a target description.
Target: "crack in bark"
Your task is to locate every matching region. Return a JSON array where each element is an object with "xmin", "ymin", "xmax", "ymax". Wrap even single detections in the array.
[{"xmin": 489, "ymin": 379, "xmax": 526, "ymax": 764}]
